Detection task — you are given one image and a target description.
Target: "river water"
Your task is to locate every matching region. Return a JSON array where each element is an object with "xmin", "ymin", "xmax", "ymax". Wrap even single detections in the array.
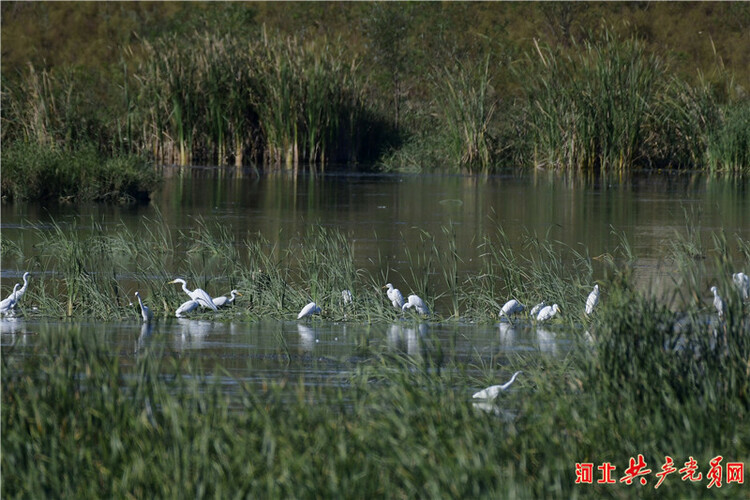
[{"xmin": 2, "ymin": 168, "xmax": 748, "ymax": 388}]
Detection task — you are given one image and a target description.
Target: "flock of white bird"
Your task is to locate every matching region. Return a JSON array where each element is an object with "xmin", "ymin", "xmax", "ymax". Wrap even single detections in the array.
[
  {"xmin": 3, "ymin": 270, "xmax": 749, "ymax": 412},
  {"xmin": 5, "ymin": 272, "xmax": 749, "ymax": 326}
]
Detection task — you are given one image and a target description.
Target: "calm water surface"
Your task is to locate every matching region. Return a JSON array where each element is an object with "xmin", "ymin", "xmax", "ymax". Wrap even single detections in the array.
[{"xmin": 2, "ymin": 169, "xmax": 748, "ymax": 388}]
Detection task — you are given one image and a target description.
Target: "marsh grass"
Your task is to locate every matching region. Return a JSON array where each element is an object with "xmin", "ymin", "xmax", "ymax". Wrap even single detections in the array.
[
  {"xmin": 0, "ymin": 142, "xmax": 161, "ymax": 203},
  {"xmin": 4, "ymin": 267, "xmax": 749, "ymax": 498}
]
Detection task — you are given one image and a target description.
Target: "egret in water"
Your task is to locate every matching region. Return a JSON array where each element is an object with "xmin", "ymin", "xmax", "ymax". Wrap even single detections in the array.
[
  {"xmin": 402, "ymin": 294, "xmax": 430, "ymax": 316},
  {"xmin": 298, "ymin": 301, "xmax": 322, "ymax": 319},
  {"xmin": 168, "ymin": 279, "xmax": 218, "ymax": 311},
  {"xmin": 341, "ymin": 289, "xmax": 353, "ymax": 305},
  {"xmin": 733, "ymin": 272, "xmax": 750, "ymax": 300},
  {"xmin": 473, "ymin": 371, "xmax": 523, "ymax": 400},
  {"xmin": 710, "ymin": 286, "xmax": 726, "ymax": 320},
  {"xmin": 536, "ymin": 304, "xmax": 560, "ymax": 322},
  {"xmin": 585, "ymin": 284, "xmax": 600, "ymax": 316},
  {"xmin": 213, "ymin": 290, "xmax": 241, "ymax": 308},
  {"xmin": 383, "ymin": 283, "xmax": 405, "ymax": 309},
  {"xmin": 529, "ymin": 301, "xmax": 546, "ymax": 318},
  {"xmin": 134, "ymin": 292, "xmax": 153, "ymax": 322},
  {"xmin": 175, "ymin": 299, "xmax": 200, "ymax": 318},
  {"xmin": 499, "ymin": 299, "xmax": 525, "ymax": 318},
  {"xmin": 0, "ymin": 284, "xmax": 20, "ymax": 314},
  {"xmin": 11, "ymin": 272, "xmax": 31, "ymax": 302}
]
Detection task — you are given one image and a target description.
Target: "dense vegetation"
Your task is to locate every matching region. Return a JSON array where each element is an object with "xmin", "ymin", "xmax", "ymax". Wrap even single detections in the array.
[
  {"xmin": 1, "ymin": 3, "xmax": 749, "ymax": 189},
  {"xmin": 3, "ymin": 220, "xmax": 750, "ymax": 497}
]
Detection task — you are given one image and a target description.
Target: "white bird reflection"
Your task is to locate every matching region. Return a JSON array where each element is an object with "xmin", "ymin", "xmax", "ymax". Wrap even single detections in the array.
[
  {"xmin": 536, "ymin": 328, "xmax": 557, "ymax": 354},
  {"xmin": 0, "ymin": 316, "xmax": 26, "ymax": 335},
  {"xmin": 297, "ymin": 323, "xmax": 316, "ymax": 352},
  {"xmin": 135, "ymin": 321, "xmax": 154, "ymax": 354},
  {"xmin": 387, "ymin": 322, "xmax": 428, "ymax": 357},
  {"xmin": 498, "ymin": 322, "xmax": 516, "ymax": 346},
  {"xmin": 172, "ymin": 319, "xmax": 213, "ymax": 351}
]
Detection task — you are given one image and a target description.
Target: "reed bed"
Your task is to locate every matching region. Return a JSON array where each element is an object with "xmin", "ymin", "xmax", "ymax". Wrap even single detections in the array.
[{"xmin": 4, "ymin": 26, "xmax": 748, "ymax": 177}]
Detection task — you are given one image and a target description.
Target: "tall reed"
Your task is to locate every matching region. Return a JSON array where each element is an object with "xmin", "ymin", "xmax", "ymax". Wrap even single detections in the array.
[{"xmin": 517, "ymin": 31, "xmax": 664, "ymax": 171}]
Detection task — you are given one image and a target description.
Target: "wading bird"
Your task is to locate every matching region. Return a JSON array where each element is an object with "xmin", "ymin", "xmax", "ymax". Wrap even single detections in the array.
[
  {"xmin": 0, "ymin": 284, "xmax": 20, "ymax": 315},
  {"xmin": 298, "ymin": 301, "xmax": 321, "ymax": 319},
  {"xmin": 383, "ymin": 283, "xmax": 405, "ymax": 309},
  {"xmin": 175, "ymin": 299, "xmax": 200, "ymax": 318},
  {"xmin": 711, "ymin": 286, "xmax": 726, "ymax": 320},
  {"xmin": 135, "ymin": 291, "xmax": 153, "ymax": 322},
  {"xmin": 585, "ymin": 284, "xmax": 600, "ymax": 316},
  {"xmin": 341, "ymin": 289, "xmax": 353, "ymax": 305},
  {"xmin": 529, "ymin": 301, "xmax": 546, "ymax": 318},
  {"xmin": 213, "ymin": 290, "xmax": 241, "ymax": 308},
  {"xmin": 499, "ymin": 299, "xmax": 525, "ymax": 318},
  {"xmin": 168, "ymin": 279, "xmax": 218, "ymax": 311},
  {"xmin": 733, "ymin": 272, "xmax": 750, "ymax": 300},
  {"xmin": 402, "ymin": 294, "xmax": 430, "ymax": 316},
  {"xmin": 536, "ymin": 303, "xmax": 560, "ymax": 322},
  {"xmin": 473, "ymin": 370, "xmax": 523, "ymax": 400},
  {"xmin": 11, "ymin": 272, "xmax": 31, "ymax": 303}
]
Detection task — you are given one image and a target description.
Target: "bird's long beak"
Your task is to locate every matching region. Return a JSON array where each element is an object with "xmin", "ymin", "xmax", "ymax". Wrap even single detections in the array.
[{"xmin": 167, "ymin": 280, "xmax": 177, "ymax": 284}]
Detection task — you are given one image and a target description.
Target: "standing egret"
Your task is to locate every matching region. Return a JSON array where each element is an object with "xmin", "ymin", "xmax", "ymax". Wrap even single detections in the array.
[
  {"xmin": 10, "ymin": 272, "xmax": 31, "ymax": 302},
  {"xmin": 175, "ymin": 299, "xmax": 200, "ymax": 318},
  {"xmin": 298, "ymin": 301, "xmax": 322, "ymax": 319},
  {"xmin": 134, "ymin": 292, "xmax": 153, "ymax": 322},
  {"xmin": 499, "ymin": 299, "xmax": 525, "ymax": 318},
  {"xmin": 341, "ymin": 289, "xmax": 353, "ymax": 305},
  {"xmin": 710, "ymin": 286, "xmax": 726, "ymax": 320},
  {"xmin": 383, "ymin": 283, "xmax": 405, "ymax": 309},
  {"xmin": 733, "ymin": 272, "xmax": 750, "ymax": 300},
  {"xmin": 473, "ymin": 371, "xmax": 523, "ymax": 400},
  {"xmin": 536, "ymin": 304, "xmax": 560, "ymax": 322},
  {"xmin": 402, "ymin": 294, "xmax": 430, "ymax": 316},
  {"xmin": 213, "ymin": 290, "xmax": 241, "ymax": 308},
  {"xmin": 529, "ymin": 301, "xmax": 546, "ymax": 318},
  {"xmin": 0, "ymin": 284, "xmax": 20, "ymax": 314},
  {"xmin": 168, "ymin": 279, "xmax": 218, "ymax": 311},
  {"xmin": 585, "ymin": 284, "xmax": 600, "ymax": 316}
]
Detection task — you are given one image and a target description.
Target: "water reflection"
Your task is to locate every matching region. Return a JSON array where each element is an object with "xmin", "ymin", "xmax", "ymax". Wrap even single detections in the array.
[
  {"xmin": 498, "ymin": 322, "xmax": 516, "ymax": 346},
  {"xmin": 297, "ymin": 323, "xmax": 317, "ymax": 352},
  {"xmin": 536, "ymin": 328, "xmax": 557, "ymax": 355},
  {"xmin": 386, "ymin": 322, "xmax": 429, "ymax": 358}
]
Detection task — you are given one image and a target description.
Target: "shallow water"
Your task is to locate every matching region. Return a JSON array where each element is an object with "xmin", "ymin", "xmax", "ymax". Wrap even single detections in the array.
[
  {"xmin": 2, "ymin": 169, "xmax": 748, "ymax": 389},
  {"xmin": 0, "ymin": 316, "xmax": 575, "ymax": 397}
]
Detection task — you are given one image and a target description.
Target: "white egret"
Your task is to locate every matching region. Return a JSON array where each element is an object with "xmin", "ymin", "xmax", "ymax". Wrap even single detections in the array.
[
  {"xmin": 473, "ymin": 370, "xmax": 523, "ymax": 400},
  {"xmin": 536, "ymin": 303, "xmax": 560, "ymax": 322},
  {"xmin": 168, "ymin": 279, "xmax": 218, "ymax": 311},
  {"xmin": 733, "ymin": 272, "xmax": 750, "ymax": 300},
  {"xmin": 529, "ymin": 301, "xmax": 546, "ymax": 318},
  {"xmin": 585, "ymin": 284, "xmax": 600, "ymax": 316},
  {"xmin": 10, "ymin": 272, "xmax": 31, "ymax": 302},
  {"xmin": 0, "ymin": 284, "xmax": 20, "ymax": 314},
  {"xmin": 341, "ymin": 289, "xmax": 353, "ymax": 305},
  {"xmin": 175, "ymin": 299, "xmax": 200, "ymax": 318},
  {"xmin": 383, "ymin": 283, "xmax": 405, "ymax": 309},
  {"xmin": 213, "ymin": 290, "xmax": 241, "ymax": 308},
  {"xmin": 134, "ymin": 292, "xmax": 153, "ymax": 322},
  {"xmin": 297, "ymin": 301, "xmax": 321, "ymax": 319},
  {"xmin": 710, "ymin": 286, "xmax": 726, "ymax": 320},
  {"xmin": 402, "ymin": 294, "xmax": 430, "ymax": 315},
  {"xmin": 499, "ymin": 299, "xmax": 525, "ymax": 318}
]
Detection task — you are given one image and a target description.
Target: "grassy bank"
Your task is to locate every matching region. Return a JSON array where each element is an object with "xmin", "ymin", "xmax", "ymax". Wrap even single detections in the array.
[{"xmin": 0, "ymin": 142, "xmax": 162, "ymax": 203}]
